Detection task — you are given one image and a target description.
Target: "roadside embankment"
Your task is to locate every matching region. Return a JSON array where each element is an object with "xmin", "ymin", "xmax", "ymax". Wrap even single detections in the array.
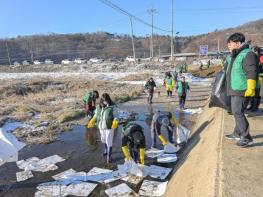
[
  {"xmin": 166, "ymin": 103, "xmax": 263, "ymax": 197},
  {"xmin": 165, "ymin": 106, "xmax": 223, "ymax": 197}
]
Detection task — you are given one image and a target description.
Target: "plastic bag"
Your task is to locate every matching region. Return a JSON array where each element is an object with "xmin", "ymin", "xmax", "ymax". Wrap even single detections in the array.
[
  {"xmin": 118, "ymin": 159, "xmax": 143, "ymax": 177},
  {"xmin": 209, "ymin": 70, "xmax": 231, "ymax": 111},
  {"xmin": 0, "ymin": 128, "xmax": 25, "ymax": 166},
  {"xmin": 177, "ymin": 124, "xmax": 190, "ymax": 144}
]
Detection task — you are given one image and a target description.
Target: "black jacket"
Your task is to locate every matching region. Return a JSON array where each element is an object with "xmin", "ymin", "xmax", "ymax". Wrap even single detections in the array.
[
  {"xmin": 122, "ymin": 124, "xmax": 145, "ymax": 149},
  {"xmin": 145, "ymin": 80, "xmax": 156, "ymax": 92},
  {"xmin": 226, "ymin": 43, "xmax": 258, "ymax": 96}
]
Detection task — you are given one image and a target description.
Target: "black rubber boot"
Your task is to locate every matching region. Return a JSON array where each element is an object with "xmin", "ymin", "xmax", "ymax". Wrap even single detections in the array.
[
  {"xmin": 107, "ymin": 147, "xmax": 112, "ymax": 163},
  {"xmin": 103, "ymin": 144, "xmax": 107, "ymax": 156}
]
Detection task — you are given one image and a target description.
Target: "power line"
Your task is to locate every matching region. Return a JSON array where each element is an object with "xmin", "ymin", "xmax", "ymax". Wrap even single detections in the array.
[
  {"xmin": 97, "ymin": 0, "xmax": 171, "ymax": 33},
  {"xmin": 5, "ymin": 41, "xmax": 11, "ymax": 66},
  {"xmin": 158, "ymin": 6, "xmax": 263, "ymax": 12}
]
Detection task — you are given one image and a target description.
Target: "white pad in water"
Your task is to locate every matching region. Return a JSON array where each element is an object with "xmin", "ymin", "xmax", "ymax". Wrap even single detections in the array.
[
  {"xmin": 139, "ymin": 180, "xmax": 168, "ymax": 197},
  {"xmin": 164, "ymin": 143, "xmax": 180, "ymax": 153},
  {"xmin": 148, "ymin": 165, "xmax": 172, "ymax": 180},
  {"xmin": 105, "ymin": 183, "xmax": 136, "ymax": 197},
  {"xmin": 145, "ymin": 148, "xmax": 165, "ymax": 158},
  {"xmin": 157, "ymin": 154, "xmax": 177, "ymax": 163}
]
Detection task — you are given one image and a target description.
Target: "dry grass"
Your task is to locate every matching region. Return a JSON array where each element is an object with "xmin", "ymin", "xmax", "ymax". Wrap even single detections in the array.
[
  {"xmin": 0, "ymin": 77, "xmax": 144, "ymax": 144},
  {"xmin": 57, "ymin": 109, "xmax": 85, "ymax": 123},
  {"xmin": 117, "ymin": 73, "xmax": 152, "ymax": 81}
]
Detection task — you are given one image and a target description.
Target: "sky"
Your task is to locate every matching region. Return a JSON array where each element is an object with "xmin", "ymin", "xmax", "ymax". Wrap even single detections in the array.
[{"xmin": 0, "ymin": 0, "xmax": 263, "ymax": 38}]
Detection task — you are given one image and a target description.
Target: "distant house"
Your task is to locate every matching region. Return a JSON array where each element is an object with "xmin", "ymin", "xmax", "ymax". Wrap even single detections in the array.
[
  {"xmin": 22, "ymin": 60, "xmax": 30, "ymax": 66},
  {"xmin": 61, "ymin": 59, "xmax": 73, "ymax": 65},
  {"xmin": 33, "ymin": 60, "xmax": 42, "ymax": 65},
  {"xmin": 44, "ymin": 59, "xmax": 54, "ymax": 65},
  {"xmin": 74, "ymin": 58, "xmax": 86, "ymax": 64},
  {"xmin": 13, "ymin": 61, "xmax": 20, "ymax": 66},
  {"xmin": 125, "ymin": 56, "xmax": 137, "ymax": 62},
  {"xmin": 89, "ymin": 58, "xmax": 103, "ymax": 63}
]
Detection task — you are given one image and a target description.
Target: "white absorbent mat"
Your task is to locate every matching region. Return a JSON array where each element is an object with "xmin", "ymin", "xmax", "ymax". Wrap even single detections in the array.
[
  {"xmin": 157, "ymin": 154, "xmax": 177, "ymax": 163},
  {"xmin": 138, "ymin": 180, "xmax": 168, "ymax": 197},
  {"xmin": 105, "ymin": 183, "xmax": 136, "ymax": 197}
]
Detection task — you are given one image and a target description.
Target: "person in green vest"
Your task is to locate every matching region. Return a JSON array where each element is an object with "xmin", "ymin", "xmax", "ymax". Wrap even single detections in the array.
[
  {"xmin": 207, "ymin": 59, "xmax": 211, "ymax": 69},
  {"xmin": 88, "ymin": 93, "xmax": 118, "ymax": 163},
  {"xmin": 245, "ymin": 46, "xmax": 261, "ymax": 112},
  {"xmin": 164, "ymin": 72, "xmax": 175, "ymax": 97},
  {"xmin": 199, "ymin": 60, "xmax": 203, "ymax": 70},
  {"xmin": 82, "ymin": 90, "xmax": 99, "ymax": 118},
  {"xmin": 176, "ymin": 76, "xmax": 190, "ymax": 110},
  {"xmin": 121, "ymin": 121, "xmax": 145, "ymax": 165},
  {"xmin": 224, "ymin": 33, "xmax": 258, "ymax": 147}
]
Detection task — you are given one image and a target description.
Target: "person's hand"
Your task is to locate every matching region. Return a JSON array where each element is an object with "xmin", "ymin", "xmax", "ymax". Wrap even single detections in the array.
[
  {"xmin": 122, "ymin": 146, "xmax": 131, "ymax": 161},
  {"xmin": 244, "ymin": 79, "xmax": 256, "ymax": 97},
  {"xmin": 87, "ymin": 116, "xmax": 96, "ymax": 128},
  {"xmin": 111, "ymin": 118, "xmax": 119, "ymax": 129},
  {"xmin": 139, "ymin": 148, "xmax": 145, "ymax": 165}
]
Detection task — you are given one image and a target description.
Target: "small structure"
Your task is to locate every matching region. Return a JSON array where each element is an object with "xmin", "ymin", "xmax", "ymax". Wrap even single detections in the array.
[
  {"xmin": 22, "ymin": 60, "xmax": 30, "ymax": 66},
  {"xmin": 44, "ymin": 59, "xmax": 54, "ymax": 65},
  {"xmin": 74, "ymin": 58, "xmax": 86, "ymax": 64},
  {"xmin": 61, "ymin": 59, "xmax": 72, "ymax": 65},
  {"xmin": 33, "ymin": 60, "xmax": 42, "ymax": 65}
]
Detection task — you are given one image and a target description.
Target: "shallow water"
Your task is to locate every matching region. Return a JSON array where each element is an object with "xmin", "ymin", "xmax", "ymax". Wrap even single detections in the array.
[{"xmin": 0, "ymin": 104, "xmax": 195, "ymax": 197}]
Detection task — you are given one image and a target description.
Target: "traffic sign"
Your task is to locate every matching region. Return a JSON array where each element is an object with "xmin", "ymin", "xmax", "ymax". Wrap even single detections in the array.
[{"xmin": 200, "ymin": 45, "xmax": 208, "ymax": 55}]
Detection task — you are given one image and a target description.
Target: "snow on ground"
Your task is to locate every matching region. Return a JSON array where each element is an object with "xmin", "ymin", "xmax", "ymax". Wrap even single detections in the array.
[{"xmin": 0, "ymin": 72, "xmax": 139, "ymax": 81}]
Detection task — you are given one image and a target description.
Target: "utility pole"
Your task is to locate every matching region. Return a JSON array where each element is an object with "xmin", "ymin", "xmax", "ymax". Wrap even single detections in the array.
[
  {"xmin": 217, "ymin": 38, "xmax": 220, "ymax": 53},
  {"xmin": 171, "ymin": 0, "xmax": 174, "ymax": 61},
  {"xmin": 148, "ymin": 7, "xmax": 157, "ymax": 59},
  {"xmin": 30, "ymin": 39, "xmax": 34, "ymax": 63},
  {"xmin": 129, "ymin": 17, "xmax": 136, "ymax": 62},
  {"xmin": 5, "ymin": 41, "xmax": 11, "ymax": 66}
]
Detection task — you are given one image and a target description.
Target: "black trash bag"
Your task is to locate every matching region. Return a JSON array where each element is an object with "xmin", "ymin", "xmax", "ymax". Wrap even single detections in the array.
[{"xmin": 209, "ymin": 70, "xmax": 231, "ymax": 111}]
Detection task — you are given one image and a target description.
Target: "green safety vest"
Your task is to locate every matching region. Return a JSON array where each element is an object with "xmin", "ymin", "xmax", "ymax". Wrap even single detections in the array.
[
  {"xmin": 226, "ymin": 48, "xmax": 250, "ymax": 91},
  {"xmin": 82, "ymin": 91, "xmax": 93, "ymax": 104},
  {"xmin": 166, "ymin": 77, "xmax": 173, "ymax": 86},
  {"xmin": 122, "ymin": 121, "xmax": 135, "ymax": 136},
  {"xmin": 95, "ymin": 105, "xmax": 114, "ymax": 129},
  {"xmin": 177, "ymin": 81, "xmax": 188, "ymax": 96}
]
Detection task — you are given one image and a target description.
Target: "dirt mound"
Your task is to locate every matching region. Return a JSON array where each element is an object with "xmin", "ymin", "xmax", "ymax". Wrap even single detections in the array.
[{"xmin": 189, "ymin": 65, "xmax": 222, "ymax": 78}]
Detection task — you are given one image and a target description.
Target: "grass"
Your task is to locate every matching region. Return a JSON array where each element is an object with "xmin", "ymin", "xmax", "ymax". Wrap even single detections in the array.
[
  {"xmin": 114, "ymin": 88, "xmax": 143, "ymax": 103},
  {"xmin": 57, "ymin": 109, "xmax": 85, "ymax": 123},
  {"xmin": 0, "ymin": 77, "xmax": 144, "ymax": 144}
]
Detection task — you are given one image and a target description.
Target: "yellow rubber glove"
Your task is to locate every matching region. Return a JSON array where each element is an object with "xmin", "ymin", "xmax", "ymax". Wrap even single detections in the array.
[
  {"xmin": 111, "ymin": 118, "xmax": 119, "ymax": 129},
  {"xmin": 259, "ymin": 76, "xmax": 263, "ymax": 86},
  {"xmin": 87, "ymin": 116, "xmax": 96, "ymax": 128},
  {"xmin": 171, "ymin": 115, "xmax": 177, "ymax": 126},
  {"xmin": 244, "ymin": 79, "xmax": 256, "ymax": 97},
  {"xmin": 158, "ymin": 134, "xmax": 168, "ymax": 145},
  {"xmin": 122, "ymin": 146, "xmax": 131, "ymax": 160},
  {"xmin": 139, "ymin": 148, "xmax": 145, "ymax": 165}
]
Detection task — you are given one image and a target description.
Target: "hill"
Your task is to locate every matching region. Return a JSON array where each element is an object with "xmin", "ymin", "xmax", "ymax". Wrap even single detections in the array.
[
  {"xmin": 181, "ymin": 18, "xmax": 263, "ymax": 53},
  {"xmin": 0, "ymin": 18, "xmax": 263, "ymax": 65}
]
